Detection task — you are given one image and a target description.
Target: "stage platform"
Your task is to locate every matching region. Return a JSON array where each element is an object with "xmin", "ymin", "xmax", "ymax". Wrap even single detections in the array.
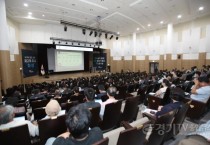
[{"xmin": 22, "ymin": 72, "xmax": 101, "ymax": 84}]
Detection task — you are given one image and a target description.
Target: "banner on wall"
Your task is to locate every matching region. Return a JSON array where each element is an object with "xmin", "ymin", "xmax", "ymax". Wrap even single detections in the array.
[
  {"xmin": 93, "ymin": 53, "xmax": 107, "ymax": 71},
  {"xmin": 22, "ymin": 49, "xmax": 38, "ymax": 77}
]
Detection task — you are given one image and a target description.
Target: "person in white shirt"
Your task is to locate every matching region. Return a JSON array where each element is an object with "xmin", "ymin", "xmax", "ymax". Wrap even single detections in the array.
[
  {"xmin": 0, "ymin": 105, "xmax": 39, "ymax": 137},
  {"xmin": 42, "ymin": 99, "xmax": 65, "ymax": 120},
  {"xmin": 99, "ymin": 86, "xmax": 118, "ymax": 118},
  {"xmin": 154, "ymin": 79, "xmax": 170, "ymax": 99}
]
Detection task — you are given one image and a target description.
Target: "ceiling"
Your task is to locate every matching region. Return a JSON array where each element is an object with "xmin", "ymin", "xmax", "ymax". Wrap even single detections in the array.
[{"xmin": 5, "ymin": 0, "xmax": 210, "ymax": 36}]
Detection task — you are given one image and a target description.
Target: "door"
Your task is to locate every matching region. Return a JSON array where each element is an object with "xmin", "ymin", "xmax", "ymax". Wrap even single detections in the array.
[{"xmin": 149, "ymin": 62, "xmax": 159, "ymax": 73}]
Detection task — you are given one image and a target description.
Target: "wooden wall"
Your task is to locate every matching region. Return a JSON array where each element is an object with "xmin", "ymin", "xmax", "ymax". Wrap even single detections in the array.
[{"xmin": 107, "ymin": 51, "xmax": 210, "ymax": 73}]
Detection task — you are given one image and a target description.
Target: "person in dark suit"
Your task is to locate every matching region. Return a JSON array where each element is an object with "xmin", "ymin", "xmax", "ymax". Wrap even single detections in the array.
[
  {"xmin": 45, "ymin": 105, "xmax": 103, "ymax": 145},
  {"xmin": 29, "ymin": 89, "xmax": 46, "ymax": 100},
  {"xmin": 81, "ymin": 88, "xmax": 100, "ymax": 109},
  {"xmin": 95, "ymin": 84, "xmax": 107, "ymax": 99},
  {"xmin": 155, "ymin": 87, "xmax": 185, "ymax": 117}
]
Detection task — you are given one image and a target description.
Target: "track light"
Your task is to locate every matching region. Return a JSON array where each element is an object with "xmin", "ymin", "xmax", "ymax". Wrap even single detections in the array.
[
  {"xmin": 94, "ymin": 31, "xmax": 97, "ymax": 37},
  {"xmin": 66, "ymin": 42, "xmax": 68, "ymax": 44},
  {"xmin": 58, "ymin": 41, "xmax": 61, "ymax": 44},
  {"xmin": 116, "ymin": 36, "xmax": 119, "ymax": 40},
  {"xmin": 110, "ymin": 35, "xmax": 113, "ymax": 40},
  {"xmin": 78, "ymin": 43, "xmax": 80, "ymax": 45},
  {"xmin": 105, "ymin": 33, "xmax": 108, "ymax": 39},
  {"xmin": 64, "ymin": 25, "xmax": 67, "ymax": 31},
  {"xmin": 89, "ymin": 30, "xmax": 93, "ymax": 36},
  {"xmin": 82, "ymin": 29, "xmax": 86, "ymax": 35},
  {"xmin": 99, "ymin": 33, "xmax": 102, "ymax": 37}
]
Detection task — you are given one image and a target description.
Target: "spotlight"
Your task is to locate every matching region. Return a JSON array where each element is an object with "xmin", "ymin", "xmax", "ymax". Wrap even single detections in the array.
[
  {"xmin": 66, "ymin": 42, "xmax": 68, "ymax": 44},
  {"xmin": 110, "ymin": 35, "xmax": 113, "ymax": 40},
  {"xmin": 116, "ymin": 36, "xmax": 119, "ymax": 40},
  {"xmin": 82, "ymin": 29, "xmax": 86, "ymax": 35},
  {"xmin": 64, "ymin": 25, "xmax": 67, "ymax": 31},
  {"xmin": 58, "ymin": 41, "xmax": 61, "ymax": 44},
  {"xmin": 53, "ymin": 41, "xmax": 55, "ymax": 45},
  {"xmin": 94, "ymin": 31, "xmax": 97, "ymax": 37},
  {"xmin": 89, "ymin": 30, "xmax": 93, "ymax": 36},
  {"xmin": 78, "ymin": 43, "xmax": 80, "ymax": 45},
  {"xmin": 99, "ymin": 32, "xmax": 102, "ymax": 37},
  {"xmin": 90, "ymin": 44, "xmax": 92, "ymax": 47},
  {"xmin": 105, "ymin": 33, "xmax": 108, "ymax": 39}
]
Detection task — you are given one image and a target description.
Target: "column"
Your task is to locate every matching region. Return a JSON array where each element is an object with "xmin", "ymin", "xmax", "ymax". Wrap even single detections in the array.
[{"xmin": 0, "ymin": 0, "xmax": 9, "ymax": 100}]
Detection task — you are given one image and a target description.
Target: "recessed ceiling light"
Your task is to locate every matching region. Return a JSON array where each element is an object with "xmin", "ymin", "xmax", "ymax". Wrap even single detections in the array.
[
  {"xmin": 177, "ymin": 14, "xmax": 182, "ymax": 19},
  {"xmin": 23, "ymin": 3, "xmax": 28, "ymax": 7},
  {"xmin": 148, "ymin": 24, "xmax": 151, "ymax": 27},
  {"xmin": 117, "ymin": 32, "xmax": 120, "ymax": 34},
  {"xmin": 137, "ymin": 28, "xmax": 140, "ymax": 31},
  {"xmin": 42, "ymin": 14, "xmax": 45, "ymax": 17},
  {"xmin": 28, "ymin": 12, "xmax": 32, "ymax": 15},
  {"xmin": 160, "ymin": 21, "xmax": 164, "ymax": 24},
  {"xmin": 199, "ymin": 6, "xmax": 204, "ymax": 11}
]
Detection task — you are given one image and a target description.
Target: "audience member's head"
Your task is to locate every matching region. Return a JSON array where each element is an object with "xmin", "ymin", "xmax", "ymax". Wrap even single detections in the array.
[
  {"xmin": 66, "ymin": 105, "xmax": 91, "ymax": 139},
  {"xmin": 32, "ymin": 89, "xmax": 40, "ymax": 95},
  {"xmin": 84, "ymin": 88, "xmax": 95, "ymax": 101},
  {"xmin": 73, "ymin": 86, "xmax": 80, "ymax": 94},
  {"xmin": 107, "ymin": 86, "xmax": 117, "ymax": 97},
  {"xmin": 162, "ymin": 79, "xmax": 171, "ymax": 87},
  {"xmin": 0, "ymin": 105, "xmax": 15, "ymax": 125},
  {"xmin": 198, "ymin": 76, "xmax": 209, "ymax": 86},
  {"xmin": 98, "ymin": 84, "xmax": 105, "ymax": 92},
  {"xmin": 170, "ymin": 88, "xmax": 185, "ymax": 102},
  {"xmin": 45, "ymin": 100, "xmax": 61, "ymax": 117},
  {"xmin": 54, "ymin": 89, "xmax": 61, "ymax": 96}
]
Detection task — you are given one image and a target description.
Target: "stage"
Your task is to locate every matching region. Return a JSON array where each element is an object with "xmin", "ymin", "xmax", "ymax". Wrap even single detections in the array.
[{"xmin": 22, "ymin": 72, "xmax": 101, "ymax": 84}]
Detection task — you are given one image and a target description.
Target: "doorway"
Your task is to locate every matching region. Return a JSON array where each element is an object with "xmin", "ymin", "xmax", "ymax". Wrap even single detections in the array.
[{"xmin": 149, "ymin": 62, "xmax": 159, "ymax": 73}]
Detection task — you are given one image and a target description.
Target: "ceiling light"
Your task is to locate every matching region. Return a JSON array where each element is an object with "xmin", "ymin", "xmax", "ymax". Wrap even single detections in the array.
[
  {"xmin": 199, "ymin": 6, "xmax": 204, "ymax": 11},
  {"xmin": 177, "ymin": 14, "xmax": 182, "ymax": 19},
  {"xmin": 64, "ymin": 25, "xmax": 67, "ymax": 31},
  {"xmin": 117, "ymin": 32, "xmax": 120, "ymax": 34},
  {"xmin": 99, "ymin": 32, "xmax": 102, "ymax": 37},
  {"xmin": 66, "ymin": 42, "xmax": 68, "ymax": 45},
  {"xmin": 137, "ymin": 28, "xmax": 140, "ymax": 31},
  {"xmin": 24, "ymin": 3, "xmax": 28, "ymax": 7},
  {"xmin": 82, "ymin": 29, "xmax": 86, "ymax": 35},
  {"xmin": 116, "ymin": 36, "xmax": 119, "ymax": 40},
  {"xmin": 94, "ymin": 31, "xmax": 97, "ymax": 37},
  {"xmin": 105, "ymin": 33, "xmax": 108, "ymax": 39},
  {"xmin": 160, "ymin": 21, "xmax": 164, "ymax": 24},
  {"xmin": 110, "ymin": 35, "xmax": 113, "ymax": 40},
  {"xmin": 89, "ymin": 30, "xmax": 93, "ymax": 36},
  {"xmin": 28, "ymin": 12, "xmax": 32, "ymax": 15},
  {"xmin": 53, "ymin": 41, "xmax": 55, "ymax": 45},
  {"xmin": 148, "ymin": 24, "xmax": 151, "ymax": 27},
  {"xmin": 42, "ymin": 14, "xmax": 45, "ymax": 17}
]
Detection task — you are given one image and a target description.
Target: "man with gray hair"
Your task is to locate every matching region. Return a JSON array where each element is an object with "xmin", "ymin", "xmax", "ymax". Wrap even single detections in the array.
[{"xmin": 0, "ymin": 105, "xmax": 39, "ymax": 137}]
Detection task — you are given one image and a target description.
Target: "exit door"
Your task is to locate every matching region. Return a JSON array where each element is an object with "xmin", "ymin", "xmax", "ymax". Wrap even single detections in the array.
[{"xmin": 149, "ymin": 62, "xmax": 159, "ymax": 73}]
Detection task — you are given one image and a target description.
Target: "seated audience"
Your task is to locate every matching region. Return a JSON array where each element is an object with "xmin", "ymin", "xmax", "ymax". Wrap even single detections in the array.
[
  {"xmin": 45, "ymin": 105, "xmax": 103, "ymax": 145},
  {"xmin": 190, "ymin": 76, "xmax": 210, "ymax": 103},
  {"xmin": 80, "ymin": 88, "xmax": 100, "ymax": 109},
  {"xmin": 154, "ymin": 79, "xmax": 171, "ymax": 99},
  {"xmin": 30, "ymin": 89, "xmax": 46, "ymax": 100},
  {"xmin": 143, "ymin": 88, "xmax": 185, "ymax": 118},
  {"xmin": 0, "ymin": 105, "xmax": 39, "ymax": 137},
  {"xmin": 155, "ymin": 87, "xmax": 185, "ymax": 117},
  {"xmin": 99, "ymin": 86, "xmax": 118, "ymax": 118},
  {"xmin": 43, "ymin": 99, "xmax": 64, "ymax": 120},
  {"xmin": 96, "ymin": 85, "xmax": 107, "ymax": 99}
]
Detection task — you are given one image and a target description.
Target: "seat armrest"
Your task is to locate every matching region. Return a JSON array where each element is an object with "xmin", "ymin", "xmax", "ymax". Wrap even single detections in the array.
[
  {"xmin": 142, "ymin": 112, "xmax": 156, "ymax": 122},
  {"xmin": 121, "ymin": 121, "xmax": 133, "ymax": 129}
]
